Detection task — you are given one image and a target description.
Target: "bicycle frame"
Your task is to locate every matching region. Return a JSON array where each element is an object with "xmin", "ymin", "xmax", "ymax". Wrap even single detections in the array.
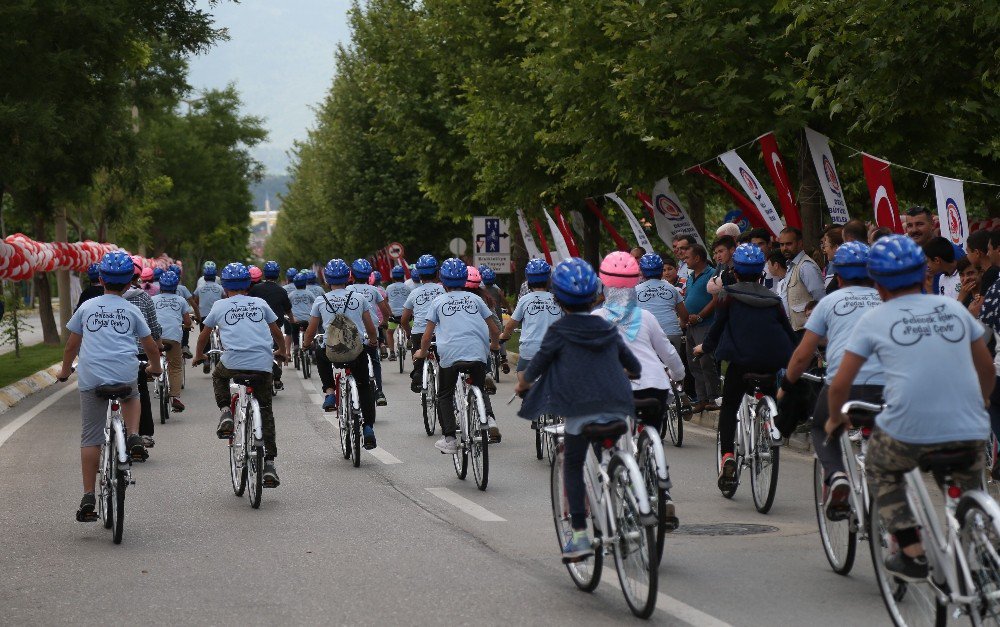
[
  {"xmin": 634, "ymin": 423, "xmax": 670, "ymax": 490},
  {"xmin": 455, "ymin": 374, "xmax": 488, "ymax": 435},
  {"xmin": 104, "ymin": 399, "xmax": 131, "ymax": 467},
  {"xmin": 837, "ymin": 427, "xmax": 872, "ymax": 540},
  {"xmin": 422, "ymin": 346, "xmax": 439, "ymax": 394}
]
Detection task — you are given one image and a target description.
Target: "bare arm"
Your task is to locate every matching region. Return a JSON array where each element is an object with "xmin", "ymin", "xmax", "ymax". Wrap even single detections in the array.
[
  {"xmin": 58, "ymin": 333, "xmax": 83, "ymax": 379},
  {"xmin": 140, "ymin": 335, "xmax": 162, "ymax": 374},
  {"xmin": 784, "ymin": 330, "xmax": 822, "ymax": 384},
  {"xmin": 303, "ymin": 316, "xmax": 320, "ymax": 348},
  {"xmin": 400, "ymin": 309, "xmax": 413, "ymax": 337},
  {"xmin": 499, "ymin": 316, "xmax": 518, "ymax": 340},
  {"xmin": 676, "ymin": 302, "xmax": 689, "ymax": 328},
  {"xmin": 362, "ymin": 311, "xmax": 378, "ymax": 347},
  {"xmin": 268, "ymin": 322, "xmax": 287, "ymax": 360},
  {"xmin": 193, "ymin": 325, "xmax": 212, "ymax": 363},
  {"xmin": 826, "ymin": 352, "xmax": 866, "ymax": 435},
  {"xmin": 972, "ymin": 337, "xmax": 996, "ymax": 404},
  {"xmin": 416, "ymin": 320, "xmax": 436, "ymax": 357},
  {"xmin": 486, "ymin": 316, "xmax": 500, "ymax": 350}
]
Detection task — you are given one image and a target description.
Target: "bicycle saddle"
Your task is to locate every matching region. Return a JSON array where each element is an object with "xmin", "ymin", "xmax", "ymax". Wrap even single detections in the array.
[
  {"xmin": 742, "ymin": 372, "xmax": 776, "ymax": 384},
  {"xmin": 581, "ymin": 420, "xmax": 628, "ymax": 442},
  {"xmin": 452, "ymin": 360, "xmax": 481, "ymax": 374},
  {"xmin": 633, "ymin": 398, "xmax": 662, "ymax": 423},
  {"xmin": 918, "ymin": 447, "xmax": 980, "ymax": 475},
  {"xmin": 232, "ymin": 374, "xmax": 265, "ymax": 387},
  {"xmin": 95, "ymin": 384, "xmax": 133, "ymax": 400}
]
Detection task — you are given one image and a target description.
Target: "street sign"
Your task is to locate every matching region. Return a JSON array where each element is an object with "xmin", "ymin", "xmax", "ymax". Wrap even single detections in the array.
[
  {"xmin": 473, "ymin": 216, "xmax": 511, "ymax": 274},
  {"xmin": 387, "ymin": 242, "xmax": 404, "ymax": 259},
  {"xmin": 449, "ymin": 237, "xmax": 467, "ymax": 256}
]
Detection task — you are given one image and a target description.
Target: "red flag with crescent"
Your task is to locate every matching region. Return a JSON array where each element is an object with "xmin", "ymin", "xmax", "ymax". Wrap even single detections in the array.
[
  {"xmin": 862, "ymin": 154, "xmax": 903, "ymax": 234},
  {"xmin": 758, "ymin": 132, "xmax": 802, "ymax": 229}
]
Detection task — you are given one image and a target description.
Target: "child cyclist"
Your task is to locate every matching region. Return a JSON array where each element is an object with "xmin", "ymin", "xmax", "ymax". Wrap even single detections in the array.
[
  {"xmin": 500, "ymin": 259, "xmax": 562, "ymax": 374},
  {"xmin": 514, "ymin": 258, "xmax": 641, "ymax": 561},
  {"xmin": 59, "ymin": 251, "xmax": 163, "ymax": 522},
  {"xmin": 385, "ymin": 265, "xmax": 412, "ymax": 361},
  {"xmin": 152, "ymin": 270, "xmax": 192, "ymax": 412},
  {"xmin": 193, "ymin": 262, "xmax": 289, "ymax": 488},
  {"xmin": 827, "ymin": 235, "xmax": 994, "ymax": 580}
]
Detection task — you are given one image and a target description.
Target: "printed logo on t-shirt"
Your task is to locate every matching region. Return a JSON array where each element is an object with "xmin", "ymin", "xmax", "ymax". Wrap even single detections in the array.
[
  {"xmin": 223, "ymin": 302, "xmax": 266, "ymax": 325},
  {"xmin": 637, "ymin": 284, "xmax": 678, "ymax": 304},
  {"xmin": 889, "ymin": 305, "xmax": 966, "ymax": 346},
  {"xmin": 155, "ymin": 298, "xmax": 183, "ymax": 311},
  {"xmin": 523, "ymin": 299, "xmax": 561, "ymax": 316},
  {"xmin": 833, "ymin": 292, "xmax": 881, "ymax": 316},
  {"xmin": 85, "ymin": 306, "xmax": 132, "ymax": 334},
  {"xmin": 321, "ymin": 294, "xmax": 362, "ymax": 314},
  {"xmin": 414, "ymin": 289, "xmax": 442, "ymax": 307},
  {"xmin": 441, "ymin": 295, "xmax": 481, "ymax": 316}
]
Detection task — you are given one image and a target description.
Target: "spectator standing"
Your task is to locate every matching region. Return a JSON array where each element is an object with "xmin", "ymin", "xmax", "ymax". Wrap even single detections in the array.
[
  {"xmin": 683, "ymin": 244, "xmax": 720, "ymax": 411},
  {"xmin": 779, "ymin": 226, "xmax": 826, "ymax": 331}
]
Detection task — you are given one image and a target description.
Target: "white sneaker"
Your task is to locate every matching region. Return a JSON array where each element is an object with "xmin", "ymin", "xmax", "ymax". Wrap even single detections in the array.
[{"xmin": 435, "ymin": 436, "xmax": 458, "ymax": 454}]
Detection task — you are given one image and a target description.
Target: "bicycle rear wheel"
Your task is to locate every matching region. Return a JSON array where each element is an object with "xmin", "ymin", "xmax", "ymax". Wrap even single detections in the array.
[
  {"xmin": 158, "ymin": 379, "xmax": 169, "ymax": 424},
  {"xmin": 868, "ymin": 496, "xmax": 945, "ymax": 627},
  {"xmin": 351, "ymin": 405, "xmax": 362, "ymax": 468},
  {"xmin": 303, "ymin": 350, "xmax": 312, "ymax": 379},
  {"xmin": 750, "ymin": 403, "xmax": 779, "ymax": 513},
  {"xmin": 468, "ymin": 389, "xmax": 488, "ymax": 490},
  {"xmin": 813, "ymin": 459, "xmax": 856, "ymax": 575},
  {"xmin": 453, "ymin": 406, "xmax": 468, "ymax": 480},
  {"xmin": 338, "ymin": 384, "xmax": 351, "ymax": 460},
  {"xmin": 246, "ymin": 408, "xmax": 262, "ymax": 508},
  {"xmin": 535, "ymin": 417, "xmax": 544, "ymax": 460},
  {"xmin": 545, "ymin": 416, "xmax": 559, "ymax": 464},
  {"xmin": 609, "ymin": 455, "xmax": 658, "ymax": 618},
  {"xmin": 663, "ymin": 394, "xmax": 683, "ymax": 447},
  {"xmin": 550, "ymin": 442, "xmax": 602, "ymax": 591},
  {"xmin": 958, "ymin": 497, "xmax": 1000, "ymax": 623},
  {"xmin": 111, "ymin": 463, "xmax": 125, "ymax": 544},
  {"xmin": 397, "ymin": 337, "xmax": 405, "ymax": 373},
  {"xmin": 422, "ymin": 371, "xmax": 437, "ymax": 436},
  {"xmin": 229, "ymin": 418, "xmax": 247, "ymax": 496},
  {"xmin": 637, "ymin": 430, "xmax": 668, "ymax": 565},
  {"xmin": 101, "ymin": 443, "xmax": 114, "ymax": 530}
]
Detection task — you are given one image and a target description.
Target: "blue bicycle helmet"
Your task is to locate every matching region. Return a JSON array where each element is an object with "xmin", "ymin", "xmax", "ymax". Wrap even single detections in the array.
[
  {"xmin": 324, "ymin": 259, "xmax": 351, "ymax": 284},
  {"xmin": 390, "ymin": 266, "xmax": 405, "ymax": 280},
  {"xmin": 551, "ymin": 257, "xmax": 599, "ymax": 305},
  {"xmin": 86, "ymin": 263, "xmax": 100, "ymax": 282},
  {"xmin": 305, "ymin": 270, "xmax": 317, "ymax": 285},
  {"xmin": 416, "ymin": 254, "xmax": 438, "ymax": 277},
  {"xmin": 286, "ymin": 267, "xmax": 298, "ymax": 280},
  {"xmin": 867, "ymin": 234, "xmax": 927, "ymax": 290},
  {"xmin": 371, "ymin": 270, "xmax": 383, "ymax": 284},
  {"xmin": 159, "ymin": 270, "xmax": 180, "ymax": 292},
  {"xmin": 168, "ymin": 264, "xmax": 182, "ymax": 277},
  {"xmin": 153, "ymin": 267, "xmax": 163, "ymax": 281},
  {"xmin": 639, "ymin": 253, "xmax": 664, "ymax": 278},
  {"xmin": 203, "ymin": 261, "xmax": 217, "ymax": 277},
  {"xmin": 351, "ymin": 258, "xmax": 372, "ymax": 279},
  {"xmin": 99, "ymin": 252, "xmax": 135, "ymax": 284},
  {"xmin": 293, "ymin": 272, "xmax": 308, "ymax": 288},
  {"xmin": 220, "ymin": 262, "xmax": 251, "ymax": 291},
  {"xmin": 525, "ymin": 258, "xmax": 551, "ymax": 283},
  {"xmin": 732, "ymin": 243, "xmax": 765, "ymax": 275},
  {"xmin": 478, "ymin": 265, "xmax": 496, "ymax": 285},
  {"xmin": 833, "ymin": 241, "xmax": 871, "ymax": 281},
  {"xmin": 439, "ymin": 258, "xmax": 468, "ymax": 288},
  {"xmin": 263, "ymin": 260, "xmax": 280, "ymax": 279}
]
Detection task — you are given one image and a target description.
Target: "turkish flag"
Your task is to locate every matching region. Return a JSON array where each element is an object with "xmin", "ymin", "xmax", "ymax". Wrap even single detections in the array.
[
  {"xmin": 862, "ymin": 154, "xmax": 903, "ymax": 234},
  {"xmin": 758, "ymin": 132, "xmax": 802, "ymax": 229}
]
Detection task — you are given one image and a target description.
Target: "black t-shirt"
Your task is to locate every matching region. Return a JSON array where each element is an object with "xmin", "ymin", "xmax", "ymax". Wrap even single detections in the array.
[
  {"xmin": 981, "ymin": 266, "xmax": 1000, "ymax": 296},
  {"xmin": 249, "ymin": 281, "xmax": 293, "ymax": 322},
  {"xmin": 75, "ymin": 285, "xmax": 105, "ymax": 312}
]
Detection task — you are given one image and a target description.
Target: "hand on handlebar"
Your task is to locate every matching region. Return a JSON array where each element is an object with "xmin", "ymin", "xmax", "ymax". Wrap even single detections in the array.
[{"xmin": 56, "ymin": 366, "xmax": 75, "ymax": 382}]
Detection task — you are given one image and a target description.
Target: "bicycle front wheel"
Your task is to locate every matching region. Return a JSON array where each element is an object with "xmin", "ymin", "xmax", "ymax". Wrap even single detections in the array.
[
  {"xmin": 958, "ymin": 496, "xmax": 1000, "ymax": 623},
  {"xmin": 468, "ymin": 388, "xmax": 488, "ymax": 490},
  {"xmin": 550, "ymin": 442, "xmax": 602, "ymax": 591},
  {"xmin": 229, "ymin": 418, "xmax": 247, "ymax": 496},
  {"xmin": 813, "ymin": 458, "xmax": 856, "ymax": 575},
  {"xmin": 351, "ymin": 397, "xmax": 362, "ymax": 468},
  {"xmin": 303, "ymin": 350, "xmax": 311, "ymax": 380},
  {"xmin": 750, "ymin": 402, "xmax": 779, "ymax": 513},
  {"xmin": 423, "ymin": 371, "xmax": 437, "ymax": 436},
  {"xmin": 111, "ymin": 463, "xmax": 126, "ymax": 544},
  {"xmin": 608, "ymin": 455, "xmax": 658, "ymax": 618},
  {"xmin": 101, "ymin": 442, "xmax": 114, "ymax": 530},
  {"xmin": 637, "ymin": 430, "xmax": 668, "ymax": 565},
  {"xmin": 159, "ymin": 379, "xmax": 169, "ymax": 424},
  {"xmin": 868, "ymin": 496, "xmax": 944, "ymax": 627},
  {"xmin": 246, "ymin": 408, "xmax": 262, "ymax": 508}
]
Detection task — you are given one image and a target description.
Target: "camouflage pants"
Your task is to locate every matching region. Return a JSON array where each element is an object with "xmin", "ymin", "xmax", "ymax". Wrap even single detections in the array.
[
  {"xmin": 212, "ymin": 363, "xmax": 277, "ymax": 459},
  {"xmin": 867, "ymin": 428, "xmax": 984, "ymax": 533}
]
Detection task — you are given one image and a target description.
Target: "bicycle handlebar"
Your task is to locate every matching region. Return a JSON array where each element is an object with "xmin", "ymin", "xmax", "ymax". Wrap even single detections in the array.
[
  {"xmin": 800, "ymin": 372, "xmax": 824, "ymax": 383},
  {"xmin": 840, "ymin": 400, "xmax": 884, "ymax": 415}
]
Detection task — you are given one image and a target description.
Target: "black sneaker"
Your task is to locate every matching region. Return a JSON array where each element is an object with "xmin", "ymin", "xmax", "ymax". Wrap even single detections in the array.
[
  {"xmin": 376, "ymin": 390, "xmax": 388, "ymax": 407},
  {"xmin": 825, "ymin": 473, "xmax": 852, "ymax": 521},
  {"xmin": 203, "ymin": 361, "xmax": 211, "ymax": 374},
  {"xmin": 262, "ymin": 460, "xmax": 280, "ymax": 488},
  {"xmin": 273, "ymin": 380, "xmax": 284, "ymax": 391},
  {"xmin": 76, "ymin": 493, "xmax": 98, "ymax": 522},
  {"xmin": 127, "ymin": 433, "xmax": 148, "ymax": 462},
  {"xmin": 363, "ymin": 425, "xmax": 377, "ymax": 450},
  {"xmin": 410, "ymin": 380, "xmax": 422, "ymax": 394},
  {"xmin": 216, "ymin": 408, "xmax": 234, "ymax": 439},
  {"xmin": 500, "ymin": 359, "xmax": 510, "ymax": 374},
  {"xmin": 884, "ymin": 552, "xmax": 929, "ymax": 581}
]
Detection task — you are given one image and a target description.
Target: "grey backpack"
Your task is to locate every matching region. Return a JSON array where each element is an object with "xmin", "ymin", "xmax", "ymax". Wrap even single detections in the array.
[{"xmin": 322, "ymin": 292, "xmax": 364, "ymax": 364}]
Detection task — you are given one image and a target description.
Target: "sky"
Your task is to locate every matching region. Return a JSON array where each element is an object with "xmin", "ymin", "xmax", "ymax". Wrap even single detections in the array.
[{"xmin": 187, "ymin": 0, "xmax": 353, "ymax": 175}]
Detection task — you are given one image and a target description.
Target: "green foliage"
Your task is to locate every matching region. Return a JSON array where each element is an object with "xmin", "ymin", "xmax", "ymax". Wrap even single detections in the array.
[
  {"xmin": 0, "ymin": 342, "xmax": 66, "ymax": 389},
  {"xmin": 0, "ymin": 290, "xmax": 34, "ymax": 358}
]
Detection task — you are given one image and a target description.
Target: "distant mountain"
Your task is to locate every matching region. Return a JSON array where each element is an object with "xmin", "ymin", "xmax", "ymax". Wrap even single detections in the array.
[{"xmin": 250, "ymin": 175, "xmax": 291, "ymax": 212}]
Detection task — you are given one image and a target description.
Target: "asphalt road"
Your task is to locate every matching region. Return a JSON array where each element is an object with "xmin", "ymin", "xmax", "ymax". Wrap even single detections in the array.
[{"xmin": 0, "ymin": 354, "xmax": 897, "ymax": 625}]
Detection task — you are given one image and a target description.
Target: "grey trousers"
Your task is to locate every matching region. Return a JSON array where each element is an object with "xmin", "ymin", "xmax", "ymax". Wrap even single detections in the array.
[{"xmin": 685, "ymin": 324, "xmax": 719, "ymax": 402}]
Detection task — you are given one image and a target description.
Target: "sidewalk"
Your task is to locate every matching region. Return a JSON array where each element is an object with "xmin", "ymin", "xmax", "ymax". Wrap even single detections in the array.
[{"xmin": 0, "ymin": 307, "xmax": 56, "ymax": 356}]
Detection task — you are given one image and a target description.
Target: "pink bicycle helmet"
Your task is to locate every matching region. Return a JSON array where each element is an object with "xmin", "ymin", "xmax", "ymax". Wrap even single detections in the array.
[
  {"xmin": 140, "ymin": 267, "xmax": 154, "ymax": 281},
  {"xmin": 599, "ymin": 251, "xmax": 641, "ymax": 288},
  {"xmin": 465, "ymin": 265, "xmax": 482, "ymax": 289},
  {"xmin": 249, "ymin": 265, "xmax": 263, "ymax": 284}
]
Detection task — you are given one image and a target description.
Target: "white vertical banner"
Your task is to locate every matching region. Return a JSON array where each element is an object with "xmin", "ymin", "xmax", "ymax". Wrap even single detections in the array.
[
  {"xmin": 718, "ymin": 150, "xmax": 785, "ymax": 237},
  {"xmin": 804, "ymin": 127, "xmax": 850, "ymax": 224},
  {"xmin": 542, "ymin": 207, "xmax": 571, "ymax": 262},
  {"xmin": 933, "ymin": 176, "xmax": 970, "ymax": 250},
  {"xmin": 569, "ymin": 210, "xmax": 586, "ymax": 242},
  {"xmin": 515, "ymin": 209, "xmax": 543, "ymax": 260},
  {"xmin": 648, "ymin": 178, "xmax": 705, "ymax": 248},
  {"xmin": 605, "ymin": 193, "xmax": 653, "ymax": 253}
]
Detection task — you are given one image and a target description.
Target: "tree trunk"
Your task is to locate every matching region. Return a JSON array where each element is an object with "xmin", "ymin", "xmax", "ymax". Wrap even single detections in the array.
[
  {"xmin": 583, "ymin": 202, "xmax": 601, "ymax": 268},
  {"xmin": 33, "ymin": 214, "xmax": 60, "ymax": 344},
  {"xmin": 797, "ymin": 129, "xmax": 823, "ymax": 253},
  {"xmin": 55, "ymin": 208, "xmax": 71, "ymax": 342},
  {"xmin": 687, "ymin": 192, "xmax": 706, "ymax": 243}
]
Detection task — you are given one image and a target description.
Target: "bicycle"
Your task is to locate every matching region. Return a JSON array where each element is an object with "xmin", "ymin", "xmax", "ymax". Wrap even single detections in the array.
[
  {"xmin": 715, "ymin": 371, "xmax": 780, "ymax": 513},
  {"xmin": 295, "ymin": 323, "xmax": 313, "ymax": 380},
  {"xmin": 984, "ymin": 433, "xmax": 1000, "ymax": 502},
  {"xmin": 660, "ymin": 379, "xmax": 687, "ymax": 448},
  {"xmin": 393, "ymin": 317, "xmax": 408, "ymax": 374},
  {"xmin": 632, "ymin": 397, "xmax": 676, "ymax": 565},
  {"xmin": 154, "ymin": 346, "xmax": 170, "ymax": 424},
  {"xmin": 207, "ymin": 349, "xmax": 265, "ymax": 508},
  {"xmin": 450, "ymin": 361, "xmax": 490, "ymax": 490},
  {"xmin": 843, "ymin": 401, "xmax": 1000, "ymax": 626},
  {"xmin": 421, "ymin": 342, "xmax": 439, "ymax": 436},
  {"xmin": 95, "ymin": 382, "xmax": 137, "ymax": 544},
  {"xmin": 548, "ymin": 419, "xmax": 659, "ymax": 618},
  {"xmin": 535, "ymin": 413, "xmax": 561, "ymax": 463}
]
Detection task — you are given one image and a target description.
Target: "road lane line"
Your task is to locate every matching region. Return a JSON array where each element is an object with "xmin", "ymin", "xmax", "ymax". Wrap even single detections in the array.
[
  {"xmin": 425, "ymin": 487, "xmax": 505, "ymax": 522},
  {"xmin": 604, "ymin": 578, "xmax": 732, "ymax": 627},
  {"xmin": 0, "ymin": 382, "xmax": 78, "ymax": 449},
  {"xmin": 366, "ymin": 447, "xmax": 402, "ymax": 464}
]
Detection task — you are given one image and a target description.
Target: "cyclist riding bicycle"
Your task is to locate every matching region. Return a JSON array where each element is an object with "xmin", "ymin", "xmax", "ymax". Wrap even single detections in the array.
[
  {"xmin": 413, "ymin": 258, "xmax": 502, "ymax": 451},
  {"xmin": 59, "ymin": 251, "xmax": 163, "ymax": 522},
  {"xmin": 347, "ymin": 259, "xmax": 392, "ymax": 406},
  {"xmin": 826, "ymin": 234, "xmax": 994, "ymax": 580},
  {"xmin": 514, "ymin": 257, "xmax": 641, "ymax": 561},
  {"xmin": 305, "ymin": 270, "xmax": 325, "ymax": 300},
  {"xmin": 249, "ymin": 260, "xmax": 294, "ymax": 392},
  {"xmin": 385, "ymin": 265, "xmax": 412, "ymax": 361},
  {"xmin": 194, "ymin": 262, "xmax": 288, "ymax": 488},
  {"xmin": 248, "ymin": 265, "xmax": 263, "ymax": 286},
  {"xmin": 479, "ymin": 265, "xmax": 510, "ymax": 374},
  {"xmin": 75, "ymin": 263, "xmax": 104, "ymax": 311},
  {"xmin": 195, "ymin": 260, "xmax": 216, "ymax": 292},
  {"xmin": 635, "ymin": 253, "xmax": 689, "ymax": 352},
  {"xmin": 283, "ymin": 267, "xmax": 298, "ymax": 294},
  {"xmin": 780, "ymin": 241, "xmax": 884, "ymax": 520},
  {"xmin": 288, "ymin": 272, "xmax": 314, "ymax": 350},
  {"xmin": 402, "ymin": 254, "xmax": 445, "ymax": 393},
  {"xmin": 167, "ymin": 264, "xmax": 197, "ymax": 356},
  {"xmin": 695, "ymin": 243, "xmax": 797, "ymax": 493},
  {"xmin": 194, "ymin": 263, "xmax": 224, "ymax": 329},
  {"xmin": 303, "ymin": 259, "xmax": 380, "ymax": 449},
  {"xmin": 124, "ymin": 258, "xmax": 163, "ymax": 449},
  {"xmin": 500, "ymin": 259, "xmax": 562, "ymax": 375},
  {"xmin": 152, "ymin": 270, "xmax": 193, "ymax": 413}
]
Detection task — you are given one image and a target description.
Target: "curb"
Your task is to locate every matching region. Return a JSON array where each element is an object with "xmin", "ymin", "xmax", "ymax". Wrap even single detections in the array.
[
  {"xmin": 0, "ymin": 363, "xmax": 62, "ymax": 415},
  {"xmin": 687, "ymin": 409, "xmax": 814, "ymax": 454}
]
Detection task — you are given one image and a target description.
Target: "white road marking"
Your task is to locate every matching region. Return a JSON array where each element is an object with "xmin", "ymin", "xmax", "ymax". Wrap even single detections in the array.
[
  {"xmin": 0, "ymin": 382, "xmax": 78, "ymax": 448},
  {"xmin": 366, "ymin": 447, "xmax": 402, "ymax": 464},
  {"xmin": 604, "ymin": 578, "xmax": 733, "ymax": 627},
  {"xmin": 425, "ymin": 487, "xmax": 506, "ymax": 522}
]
